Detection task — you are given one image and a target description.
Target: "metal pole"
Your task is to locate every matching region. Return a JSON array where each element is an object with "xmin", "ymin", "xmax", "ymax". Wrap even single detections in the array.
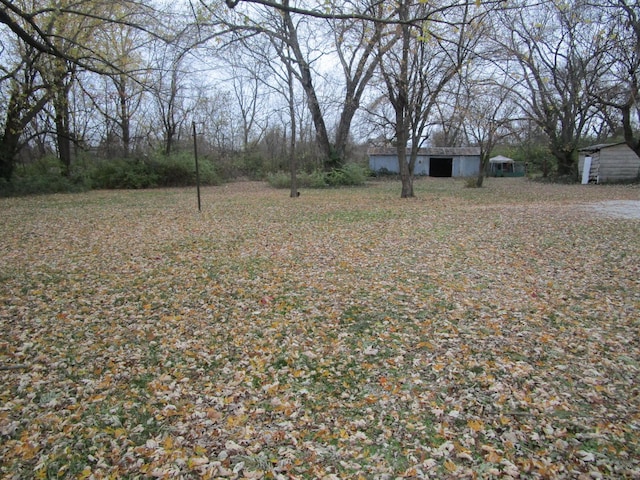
[{"xmin": 192, "ymin": 121, "xmax": 201, "ymax": 212}]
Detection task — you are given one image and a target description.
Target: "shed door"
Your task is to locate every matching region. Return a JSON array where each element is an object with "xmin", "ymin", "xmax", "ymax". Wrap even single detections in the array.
[
  {"xmin": 581, "ymin": 156, "xmax": 592, "ymax": 184},
  {"xmin": 430, "ymin": 157, "xmax": 453, "ymax": 177}
]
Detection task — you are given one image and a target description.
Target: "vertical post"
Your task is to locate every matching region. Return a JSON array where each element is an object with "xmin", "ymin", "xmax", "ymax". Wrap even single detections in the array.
[{"xmin": 192, "ymin": 121, "xmax": 201, "ymax": 212}]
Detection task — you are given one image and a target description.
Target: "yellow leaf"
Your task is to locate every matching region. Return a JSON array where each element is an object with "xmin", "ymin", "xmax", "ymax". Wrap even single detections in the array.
[
  {"xmin": 188, "ymin": 456, "xmax": 209, "ymax": 468},
  {"xmin": 444, "ymin": 460, "xmax": 457, "ymax": 472},
  {"xmin": 486, "ymin": 450, "xmax": 502, "ymax": 463},
  {"xmin": 78, "ymin": 467, "xmax": 92, "ymax": 479},
  {"xmin": 227, "ymin": 414, "xmax": 247, "ymax": 427},
  {"xmin": 467, "ymin": 419, "xmax": 484, "ymax": 432}
]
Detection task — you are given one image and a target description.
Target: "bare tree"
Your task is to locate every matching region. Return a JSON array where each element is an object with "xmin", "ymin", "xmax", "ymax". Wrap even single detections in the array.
[
  {"xmin": 211, "ymin": 0, "xmax": 396, "ymax": 169},
  {"xmin": 494, "ymin": 1, "xmax": 609, "ymax": 176},
  {"xmin": 375, "ymin": 0, "xmax": 484, "ymax": 197},
  {"xmin": 235, "ymin": 24, "xmax": 303, "ymax": 194},
  {"xmin": 0, "ymin": 0, "xmax": 167, "ymax": 72},
  {"xmin": 594, "ymin": 0, "xmax": 640, "ymax": 157},
  {"xmin": 460, "ymin": 77, "xmax": 519, "ymax": 187},
  {"xmin": 150, "ymin": 41, "xmax": 193, "ymax": 156},
  {"xmin": 34, "ymin": 1, "xmax": 90, "ymax": 175},
  {"xmin": 0, "ymin": 43, "xmax": 49, "ymax": 181},
  {"xmin": 220, "ymin": 44, "xmax": 273, "ymax": 151}
]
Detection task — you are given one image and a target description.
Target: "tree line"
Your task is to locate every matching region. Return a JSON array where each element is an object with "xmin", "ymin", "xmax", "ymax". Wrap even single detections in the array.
[{"xmin": 1, "ymin": 0, "xmax": 638, "ymax": 197}]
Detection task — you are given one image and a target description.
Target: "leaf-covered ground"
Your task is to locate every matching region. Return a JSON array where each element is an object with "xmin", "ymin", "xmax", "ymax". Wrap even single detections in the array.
[{"xmin": 1, "ymin": 178, "xmax": 639, "ymax": 479}]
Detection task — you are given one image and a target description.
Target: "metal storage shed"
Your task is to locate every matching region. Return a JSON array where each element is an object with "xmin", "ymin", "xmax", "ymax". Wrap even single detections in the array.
[
  {"xmin": 578, "ymin": 142, "xmax": 640, "ymax": 184},
  {"xmin": 368, "ymin": 147, "xmax": 481, "ymax": 177}
]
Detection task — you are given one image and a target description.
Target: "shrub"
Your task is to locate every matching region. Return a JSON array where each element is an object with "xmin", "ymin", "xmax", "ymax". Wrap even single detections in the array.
[
  {"xmin": 464, "ymin": 177, "xmax": 481, "ymax": 188},
  {"xmin": 326, "ymin": 168, "xmax": 346, "ymax": 187},
  {"xmin": 152, "ymin": 153, "xmax": 221, "ymax": 187},
  {"xmin": 91, "ymin": 159, "xmax": 158, "ymax": 189},
  {"xmin": 338, "ymin": 163, "xmax": 369, "ymax": 186},
  {"xmin": 266, "ymin": 163, "xmax": 368, "ymax": 189},
  {"xmin": 266, "ymin": 171, "xmax": 292, "ymax": 189},
  {"xmin": 0, "ymin": 156, "xmax": 91, "ymax": 196},
  {"xmin": 305, "ymin": 170, "xmax": 330, "ymax": 188},
  {"xmin": 0, "ymin": 173, "xmax": 90, "ymax": 197},
  {"xmin": 237, "ymin": 151, "xmax": 266, "ymax": 180},
  {"xmin": 91, "ymin": 153, "xmax": 221, "ymax": 190}
]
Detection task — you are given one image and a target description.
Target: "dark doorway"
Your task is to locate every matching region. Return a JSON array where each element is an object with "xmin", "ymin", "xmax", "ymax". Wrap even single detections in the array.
[{"xmin": 430, "ymin": 157, "xmax": 453, "ymax": 177}]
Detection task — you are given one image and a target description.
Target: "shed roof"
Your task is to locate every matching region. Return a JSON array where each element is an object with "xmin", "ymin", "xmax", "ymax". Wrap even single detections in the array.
[
  {"xmin": 489, "ymin": 155, "xmax": 514, "ymax": 163},
  {"xmin": 578, "ymin": 142, "xmax": 627, "ymax": 153},
  {"xmin": 368, "ymin": 147, "xmax": 481, "ymax": 156}
]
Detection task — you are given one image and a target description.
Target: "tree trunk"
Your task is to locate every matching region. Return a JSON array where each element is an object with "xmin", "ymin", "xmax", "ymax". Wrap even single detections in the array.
[
  {"xmin": 0, "ymin": 90, "xmax": 49, "ymax": 182},
  {"xmin": 400, "ymin": 169, "xmax": 414, "ymax": 197},
  {"xmin": 621, "ymin": 103, "xmax": 640, "ymax": 158},
  {"xmin": 282, "ymin": 6, "xmax": 333, "ymax": 169},
  {"xmin": 552, "ymin": 145, "xmax": 575, "ymax": 176},
  {"xmin": 0, "ymin": 105, "xmax": 23, "ymax": 182},
  {"xmin": 475, "ymin": 151, "xmax": 493, "ymax": 187},
  {"xmin": 396, "ymin": 2, "xmax": 413, "ymax": 198},
  {"xmin": 332, "ymin": 98, "xmax": 358, "ymax": 167},
  {"xmin": 117, "ymin": 75, "xmax": 131, "ymax": 158},
  {"xmin": 299, "ymin": 59, "xmax": 333, "ymax": 169},
  {"xmin": 0, "ymin": 135, "xmax": 20, "ymax": 182},
  {"xmin": 287, "ymin": 65, "xmax": 298, "ymax": 198},
  {"xmin": 165, "ymin": 124, "xmax": 176, "ymax": 156},
  {"xmin": 54, "ymin": 93, "xmax": 72, "ymax": 176},
  {"xmin": 476, "ymin": 156, "xmax": 485, "ymax": 187},
  {"xmin": 397, "ymin": 123, "xmax": 414, "ymax": 198}
]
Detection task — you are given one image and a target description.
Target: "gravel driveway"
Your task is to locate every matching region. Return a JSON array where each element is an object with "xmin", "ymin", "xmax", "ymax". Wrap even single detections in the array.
[{"xmin": 586, "ymin": 200, "xmax": 640, "ymax": 219}]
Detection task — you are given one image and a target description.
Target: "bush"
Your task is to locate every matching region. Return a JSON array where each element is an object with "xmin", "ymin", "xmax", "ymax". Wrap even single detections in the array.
[
  {"xmin": 91, "ymin": 153, "xmax": 221, "ymax": 190},
  {"xmin": 326, "ymin": 169, "xmax": 346, "ymax": 187},
  {"xmin": 304, "ymin": 170, "xmax": 331, "ymax": 188},
  {"xmin": 0, "ymin": 156, "xmax": 91, "ymax": 196},
  {"xmin": 0, "ymin": 152, "xmax": 223, "ymax": 196},
  {"xmin": 237, "ymin": 151, "xmax": 266, "ymax": 180},
  {"xmin": 266, "ymin": 171, "xmax": 291, "ymax": 189},
  {"xmin": 91, "ymin": 159, "xmax": 158, "ymax": 189},
  {"xmin": 152, "ymin": 153, "xmax": 221, "ymax": 187},
  {"xmin": 266, "ymin": 163, "xmax": 369, "ymax": 189},
  {"xmin": 338, "ymin": 163, "xmax": 369, "ymax": 185},
  {"xmin": 0, "ymin": 173, "xmax": 90, "ymax": 197},
  {"xmin": 464, "ymin": 177, "xmax": 481, "ymax": 188}
]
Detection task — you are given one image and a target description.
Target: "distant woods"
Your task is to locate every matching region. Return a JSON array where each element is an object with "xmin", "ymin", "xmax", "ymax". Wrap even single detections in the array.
[{"xmin": 0, "ymin": 1, "xmax": 638, "ymax": 194}]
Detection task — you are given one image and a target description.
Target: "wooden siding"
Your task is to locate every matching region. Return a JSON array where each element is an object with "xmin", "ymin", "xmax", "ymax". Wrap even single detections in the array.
[
  {"xmin": 599, "ymin": 144, "xmax": 640, "ymax": 182},
  {"xmin": 578, "ymin": 143, "xmax": 640, "ymax": 183}
]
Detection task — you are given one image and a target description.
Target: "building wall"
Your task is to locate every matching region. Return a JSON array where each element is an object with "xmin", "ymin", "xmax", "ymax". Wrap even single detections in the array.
[
  {"xmin": 369, "ymin": 155, "xmax": 400, "ymax": 173},
  {"xmin": 369, "ymin": 153, "xmax": 480, "ymax": 177},
  {"xmin": 579, "ymin": 143, "xmax": 640, "ymax": 183},
  {"xmin": 454, "ymin": 156, "xmax": 481, "ymax": 176},
  {"xmin": 599, "ymin": 144, "xmax": 640, "ymax": 182}
]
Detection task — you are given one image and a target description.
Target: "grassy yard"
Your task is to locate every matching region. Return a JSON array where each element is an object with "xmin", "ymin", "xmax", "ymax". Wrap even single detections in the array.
[{"xmin": 1, "ymin": 178, "xmax": 639, "ymax": 479}]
